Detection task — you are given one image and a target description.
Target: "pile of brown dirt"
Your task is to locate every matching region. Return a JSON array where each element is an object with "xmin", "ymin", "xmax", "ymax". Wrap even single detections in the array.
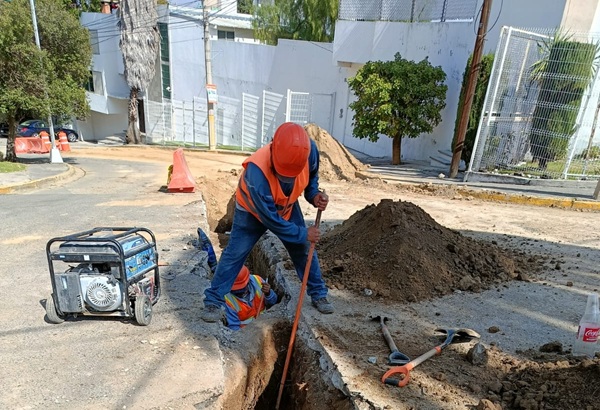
[
  {"xmin": 304, "ymin": 123, "xmax": 366, "ymax": 181},
  {"xmin": 318, "ymin": 199, "xmax": 542, "ymax": 303}
]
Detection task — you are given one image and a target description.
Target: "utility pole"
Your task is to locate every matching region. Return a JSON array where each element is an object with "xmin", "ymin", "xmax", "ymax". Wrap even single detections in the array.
[
  {"xmin": 29, "ymin": 0, "xmax": 62, "ymax": 163},
  {"xmin": 449, "ymin": 0, "xmax": 492, "ymax": 178},
  {"xmin": 203, "ymin": 4, "xmax": 216, "ymax": 151}
]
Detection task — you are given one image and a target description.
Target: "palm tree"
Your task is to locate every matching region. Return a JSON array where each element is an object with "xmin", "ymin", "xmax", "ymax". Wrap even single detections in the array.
[{"xmin": 120, "ymin": 0, "xmax": 159, "ymax": 144}]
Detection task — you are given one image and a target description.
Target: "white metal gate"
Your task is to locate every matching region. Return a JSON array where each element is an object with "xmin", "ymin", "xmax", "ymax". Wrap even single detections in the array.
[
  {"xmin": 242, "ymin": 92, "xmax": 260, "ymax": 150},
  {"xmin": 144, "ymin": 88, "xmax": 335, "ymax": 151},
  {"xmin": 261, "ymin": 90, "xmax": 285, "ymax": 144},
  {"xmin": 469, "ymin": 26, "xmax": 600, "ymax": 180}
]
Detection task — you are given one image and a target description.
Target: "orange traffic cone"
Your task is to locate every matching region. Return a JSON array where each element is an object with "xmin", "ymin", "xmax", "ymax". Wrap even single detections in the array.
[
  {"xmin": 40, "ymin": 131, "xmax": 51, "ymax": 152},
  {"xmin": 58, "ymin": 131, "xmax": 71, "ymax": 152},
  {"xmin": 167, "ymin": 149, "xmax": 196, "ymax": 193}
]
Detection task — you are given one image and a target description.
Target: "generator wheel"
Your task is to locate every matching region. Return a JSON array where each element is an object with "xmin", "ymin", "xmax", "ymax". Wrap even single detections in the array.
[
  {"xmin": 134, "ymin": 295, "xmax": 152, "ymax": 326},
  {"xmin": 46, "ymin": 294, "xmax": 65, "ymax": 324}
]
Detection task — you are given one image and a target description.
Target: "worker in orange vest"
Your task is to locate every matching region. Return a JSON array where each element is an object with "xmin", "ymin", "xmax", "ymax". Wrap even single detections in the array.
[
  {"xmin": 201, "ymin": 122, "xmax": 332, "ymax": 324},
  {"xmin": 224, "ymin": 266, "xmax": 277, "ymax": 330}
]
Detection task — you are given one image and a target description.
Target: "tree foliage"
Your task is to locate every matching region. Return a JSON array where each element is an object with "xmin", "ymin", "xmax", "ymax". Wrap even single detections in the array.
[
  {"xmin": 252, "ymin": 0, "xmax": 338, "ymax": 45},
  {"xmin": 0, "ymin": 0, "xmax": 92, "ymax": 161},
  {"xmin": 348, "ymin": 53, "xmax": 447, "ymax": 165},
  {"xmin": 120, "ymin": 0, "xmax": 159, "ymax": 144},
  {"xmin": 452, "ymin": 53, "xmax": 494, "ymax": 165}
]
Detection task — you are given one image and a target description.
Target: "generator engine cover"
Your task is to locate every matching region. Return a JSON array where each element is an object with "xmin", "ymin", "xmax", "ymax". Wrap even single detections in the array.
[{"xmin": 80, "ymin": 274, "xmax": 123, "ymax": 311}]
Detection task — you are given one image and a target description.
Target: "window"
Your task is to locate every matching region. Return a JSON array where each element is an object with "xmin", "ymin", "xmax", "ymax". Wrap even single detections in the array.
[
  {"xmin": 158, "ymin": 22, "xmax": 171, "ymax": 99},
  {"xmin": 217, "ymin": 30, "xmax": 235, "ymax": 41},
  {"xmin": 89, "ymin": 29, "xmax": 100, "ymax": 55},
  {"xmin": 85, "ymin": 71, "xmax": 104, "ymax": 95}
]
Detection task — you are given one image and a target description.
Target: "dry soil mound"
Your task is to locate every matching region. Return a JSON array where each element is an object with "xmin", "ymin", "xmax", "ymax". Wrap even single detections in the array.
[
  {"xmin": 318, "ymin": 199, "xmax": 541, "ymax": 303},
  {"xmin": 304, "ymin": 123, "xmax": 366, "ymax": 181}
]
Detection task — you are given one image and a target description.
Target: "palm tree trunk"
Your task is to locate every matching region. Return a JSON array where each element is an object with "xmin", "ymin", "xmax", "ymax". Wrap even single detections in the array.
[
  {"xmin": 127, "ymin": 87, "xmax": 141, "ymax": 144},
  {"xmin": 392, "ymin": 135, "xmax": 402, "ymax": 165}
]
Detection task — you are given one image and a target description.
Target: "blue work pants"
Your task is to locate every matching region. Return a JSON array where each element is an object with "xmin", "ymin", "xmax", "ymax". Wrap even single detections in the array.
[{"xmin": 203, "ymin": 203, "xmax": 328, "ymax": 308}]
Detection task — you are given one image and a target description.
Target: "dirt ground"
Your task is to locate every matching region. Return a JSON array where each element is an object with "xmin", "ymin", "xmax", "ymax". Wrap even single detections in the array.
[{"xmin": 67, "ymin": 126, "xmax": 600, "ymax": 410}]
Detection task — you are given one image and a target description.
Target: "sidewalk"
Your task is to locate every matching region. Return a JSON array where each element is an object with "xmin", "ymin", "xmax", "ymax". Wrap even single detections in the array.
[
  {"xmin": 0, "ymin": 137, "xmax": 122, "ymax": 193},
  {"xmin": 354, "ymin": 156, "xmax": 600, "ymax": 210}
]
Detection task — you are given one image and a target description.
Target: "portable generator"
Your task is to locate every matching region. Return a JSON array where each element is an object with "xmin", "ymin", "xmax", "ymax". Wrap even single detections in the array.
[{"xmin": 45, "ymin": 227, "xmax": 161, "ymax": 326}]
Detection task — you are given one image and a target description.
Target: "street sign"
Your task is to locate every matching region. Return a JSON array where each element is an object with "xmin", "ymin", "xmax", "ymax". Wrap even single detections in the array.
[{"xmin": 206, "ymin": 84, "xmax": 218, "ymax": 104}]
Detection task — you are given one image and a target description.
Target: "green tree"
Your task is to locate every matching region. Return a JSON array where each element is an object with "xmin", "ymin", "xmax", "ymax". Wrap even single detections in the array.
[
  {"xmin": 237, "ymin": 0, "xmax": 253, "ymax": 14},
  {"xmin": 0, "ymin": 0, "xmax": 92, "ymax": 162},
  {"xmin": 348, "ymin": 53, "xmax": 447, "ymax": 165},
  {"xmin": 120, "ymin": 0, "xmax": 159, "ymax": 144},
  {"xmin": 452, "ymin": 53, "xmax": 494, "ymax": 165},
  {"xmin": 252, "ymin": 0, "xmax": 338, "ymax": 45}
]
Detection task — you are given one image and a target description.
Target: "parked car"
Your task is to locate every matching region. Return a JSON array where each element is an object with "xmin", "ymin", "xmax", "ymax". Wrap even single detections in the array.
[{"xmin": 17, "ymin": 120, "xmax": 79, "ymax": 142}]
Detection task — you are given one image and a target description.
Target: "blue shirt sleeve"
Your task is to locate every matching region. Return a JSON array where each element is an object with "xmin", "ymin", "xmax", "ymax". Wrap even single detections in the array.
[
  {"xmin": 264, "ymin": 287, "xmax": 277, "ymax": 307},
  {"xmin": 304, "ymin": 139, "xmax": 321, "ymax": 205},
  {"xmin": 225, "ymin": 301, "xmax": 242, "ymax": 331},
  {"xmin": 244, "ymin": 163, "xmax": 307, "ymax": 244}
]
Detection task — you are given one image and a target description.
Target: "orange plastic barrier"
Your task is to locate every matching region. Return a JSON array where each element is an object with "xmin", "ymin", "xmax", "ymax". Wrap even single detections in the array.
[
  {"xmin": 14, "ymin": 137, "xmax": 50, "ymax": 154},
  {"xmin": 40, "ymin": 131, "xmax": 51, "ymax": 151},
  {"xmin": 57, "ymin": 131, "xmax": 71, "ymax": 152},
  {"xmin": 167, "ymin": 148, "xmax": 196, "ymax": 193}
]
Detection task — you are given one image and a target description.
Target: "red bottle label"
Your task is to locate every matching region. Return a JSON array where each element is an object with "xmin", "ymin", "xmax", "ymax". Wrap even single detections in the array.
[{"xmin": 581, "ymin": 326, "xmax": 600, "ymax": 342}]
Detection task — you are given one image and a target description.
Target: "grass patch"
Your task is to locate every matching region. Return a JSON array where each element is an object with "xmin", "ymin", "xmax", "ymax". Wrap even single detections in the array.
[{"xmin": 0, "ymin": 162, "xmax": 26, "ymax": 173}]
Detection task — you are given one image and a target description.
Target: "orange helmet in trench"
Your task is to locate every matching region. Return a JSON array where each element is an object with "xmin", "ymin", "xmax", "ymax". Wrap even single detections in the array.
[
  {"xmin": 271, "ymin": 122, "xmax": 311, "ymax": 178},
  {"xmin": 232, "ymin": 266, "xmax": 250, "ymax": 291}
]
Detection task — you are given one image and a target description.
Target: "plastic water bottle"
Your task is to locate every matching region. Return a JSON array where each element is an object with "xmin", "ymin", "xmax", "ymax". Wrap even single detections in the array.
[{"xmin": 573, "ymin": 293, "xmax": 600, "ymax": 358}]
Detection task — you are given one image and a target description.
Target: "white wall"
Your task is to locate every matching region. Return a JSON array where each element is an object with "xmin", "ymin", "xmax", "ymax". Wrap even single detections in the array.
[
  {"xmin": 479, "ymin": 0, "xmax": 566, "ymax": 53},
  {"xmin": 77, "ymin": 101, "xmax": 128, "ymax": 141},
  {"xmin": 168, "ymin": 14, "xmax": 206, "ymax": 102},
  {"xmin": 169, "ymin": 35, "xmax": 339, "ymax": 115},
  {"xmin": 333, "ymin": 21, "xmax": 474, "ymax": 161}
]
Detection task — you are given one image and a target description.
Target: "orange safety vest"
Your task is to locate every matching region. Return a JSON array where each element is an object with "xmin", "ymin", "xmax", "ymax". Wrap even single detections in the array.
[
  {"xmin": 236, "ymin": 144, "xmax": 309, "ymax": 221},
  {"xmin": 224, "ymin": 275, "xmax": 267, "ymax": 327}
]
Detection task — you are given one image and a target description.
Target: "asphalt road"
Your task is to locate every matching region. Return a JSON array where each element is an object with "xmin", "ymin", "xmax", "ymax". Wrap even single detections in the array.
[{"xmin": 0, "ymin": 156, "xmax": 218, "ymax": 409}]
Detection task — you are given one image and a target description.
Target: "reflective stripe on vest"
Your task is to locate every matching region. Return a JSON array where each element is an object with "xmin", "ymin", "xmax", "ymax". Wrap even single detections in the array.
[
  {"xmin": 236, "ymin": 144, "xmax": 309, "ymax": 221},
  {"xmin": 224, "ymin": 275, "xmax": 266, "ymax": 327}
]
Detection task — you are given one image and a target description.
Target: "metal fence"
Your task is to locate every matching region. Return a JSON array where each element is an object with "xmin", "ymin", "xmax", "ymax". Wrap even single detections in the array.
[
  {"xmin": 144, "ymin": 89, "xmax": 333, "ymax": 151},
  {"xmin": 338, "ymin": 0, "xmax": 478, "ymax": 22},
  {"xmin": 469, "ymin": 27, "xmax": 600, "ymax": 180}
]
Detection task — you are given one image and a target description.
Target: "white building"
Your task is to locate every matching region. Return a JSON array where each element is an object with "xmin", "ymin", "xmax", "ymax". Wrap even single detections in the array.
[
  {"xmin": 78, "ymin": 2, "xmax": 258, "ymax": 141},
  {"xmin": 81, "ymin": 0, "xmax": 600, "ymax": 168}
]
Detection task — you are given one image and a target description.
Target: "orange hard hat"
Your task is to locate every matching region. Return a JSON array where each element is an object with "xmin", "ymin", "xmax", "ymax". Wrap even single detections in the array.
[
  {"xmin": 271, "ymin": 122, "xmax": 311, "ymax": 178},
  {"xmin": 231, "ymin": 265, "xmax": 250, "ymax": 291}
]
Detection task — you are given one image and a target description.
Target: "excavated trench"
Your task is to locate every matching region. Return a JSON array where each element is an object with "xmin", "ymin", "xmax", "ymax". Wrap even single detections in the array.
[{"xmin": 219, "ymin": 235, "xmax": 355, "ymax": 410}]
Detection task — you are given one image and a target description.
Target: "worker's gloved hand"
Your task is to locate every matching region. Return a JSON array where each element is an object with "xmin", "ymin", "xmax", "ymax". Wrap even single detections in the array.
[
  {"xmin": 262, "ymin": 282, "xmax": 271, "ymax": 296},
  {"xmin": 312, "ymin": 191, "xmax": 329, "ymax": 211},
  {"xmin": 307, "ymin": 226, "xmax": 321, "ymax": 243}
]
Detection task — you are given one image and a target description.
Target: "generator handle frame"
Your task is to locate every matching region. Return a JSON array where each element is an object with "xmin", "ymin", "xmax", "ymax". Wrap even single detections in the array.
[{"xmin": 46, "ymin": 227, "xmax": 160, "ymax": 317}]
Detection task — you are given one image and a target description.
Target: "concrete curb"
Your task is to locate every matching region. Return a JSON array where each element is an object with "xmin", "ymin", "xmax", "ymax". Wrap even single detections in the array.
[
  {"xmin": 453, "ymin": 188, "xmax": 600, "ymax": 211},
  {"xmin": 0, "ymin": 163, "xmax": 76, "ymax": 194},
  {"xmin": 356, "ymin": 171, "xmax": 600, "ymax": 211}
]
